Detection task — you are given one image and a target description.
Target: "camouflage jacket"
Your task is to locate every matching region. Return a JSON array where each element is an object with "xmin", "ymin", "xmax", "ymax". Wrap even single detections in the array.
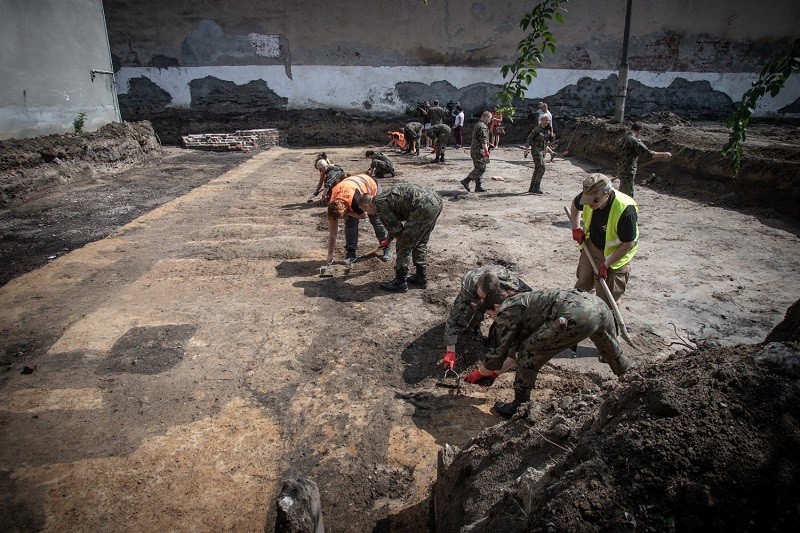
[
  {"xmin": 427, "ymin": 105, "xmax": 446, "ymax": 125},
  {"xmin": 470, "ymin": 121, "xmax": 490, "ymax": 153},
  {"xmin": 525, "ymin": 125, "xmax": 551, "ymax": 155},
  {"xmin": 485, "ymin": 289, "xmax": 570, "ymax": 369},
  {"xmin": 324, "ymin": 165, "xmax": 348, "ymax": 190},
  {"xmin": 405, "ymin": 122, "xmax": 424, "ymax": 139},
  {"xmin": 374, "ymin": 184, "xmax": 441, "ymax": 239},
  {"xmin": 616, "ymin": 132, "xmax": 653, "ymax": 175},
  {"xmin": 427, "ymin": 123, "xmax": 452, "ymax": 139},
  {"xmin": 370, "ymin": 152, "xmax": 393, "ymax": 165}
]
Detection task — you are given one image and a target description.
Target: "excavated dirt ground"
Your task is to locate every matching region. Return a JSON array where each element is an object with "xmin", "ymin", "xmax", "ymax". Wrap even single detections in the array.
[{"xmin": 1, "ymin": 118, "xmax": 799, "ymax": 532}]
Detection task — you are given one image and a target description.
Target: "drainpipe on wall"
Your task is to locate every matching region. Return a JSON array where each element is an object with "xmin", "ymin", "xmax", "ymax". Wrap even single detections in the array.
[{"xmin": 614, "ymin": 0, "xmax": 633, "ymax": 123}]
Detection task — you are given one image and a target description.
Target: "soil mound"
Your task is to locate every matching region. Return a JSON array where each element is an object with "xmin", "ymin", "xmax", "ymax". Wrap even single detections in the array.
[
  {"xmin": 0, "ymin": 121, "xmax": 160, "ymax": 204},
  {"xmin": 434, "ymin": 342, "xmax": 800, "ymax": 532}
]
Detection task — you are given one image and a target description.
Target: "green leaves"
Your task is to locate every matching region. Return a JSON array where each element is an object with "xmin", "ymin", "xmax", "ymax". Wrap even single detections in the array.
[
  {"xmin": 494, "ymin": 0, "xmax": 569, "ymax": 120},
  {"xmin": 723, "ymin": 39, "xmax": 799, "ymax": 177}
]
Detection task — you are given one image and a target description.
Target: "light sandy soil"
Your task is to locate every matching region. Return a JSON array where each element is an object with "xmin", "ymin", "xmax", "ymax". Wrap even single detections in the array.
[{"xmin": 1, "ymin": 144, "xmax": 799, "ymax": 531}]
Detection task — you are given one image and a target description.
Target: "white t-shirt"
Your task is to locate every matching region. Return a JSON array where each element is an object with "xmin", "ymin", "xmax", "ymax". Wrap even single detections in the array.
[{"xmin": 453, "ymin": 111, "xmax": 464, "ymax": 127}]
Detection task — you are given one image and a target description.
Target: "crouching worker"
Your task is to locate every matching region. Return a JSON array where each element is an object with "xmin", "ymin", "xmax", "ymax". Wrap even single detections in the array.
[
  {"xmin": 310, "ymin": 153, "xmax": 348, "ymax": 203},
  {"xmin": 441, "ymin": 266, "xmax": 532, "ymax": 371},
  {"xmin": 327, "ymin": 174, "xmax": 392, "ymax": 265},
  {"xmin": 365, "ymin": 150, "xmax": 395, "ymax": 178},
  {"xmin": 465, "ymin": 287, "xmax": 636, "ymax": 419},
  {"xmin": 359, "ymin": 184, "xmax": 443, "ymax": 292}
]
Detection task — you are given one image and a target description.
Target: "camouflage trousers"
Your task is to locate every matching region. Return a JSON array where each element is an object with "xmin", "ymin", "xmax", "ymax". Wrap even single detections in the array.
[
  {"xmin": 512, "ymin": 289, "xmax": 630, "ymax": 400},
  {"xmin": 395, "ymin": 194, "xmax": 443, "ymax": 277},
  {"xmin": 465, "ymin": 150, "xmax": 489, "ymax": 185},
  {"xmin": 444, "ymin": 288, "xmax": 482, "ymax": 346},
  {"xmin": 433, "ymin": 131, "xmax": 450, "ymax": 158},
  {"xmin": 617, "ymin": 171, "xmax": 635, "ymax": 197},
  {"xmin": 529, "ymin": 152, "xmax": 545, "ymax": 190},
  {"xmin": 372, "ymin": 160, "xmax": 394, "ymax": 178}
]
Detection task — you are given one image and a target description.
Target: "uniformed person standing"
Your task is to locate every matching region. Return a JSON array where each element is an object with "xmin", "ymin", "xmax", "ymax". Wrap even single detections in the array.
[
  {"xmin": 359, "ymin": 184, "xmax": 444, "ymax": 292},
  {"xmin": 427, "ymin": 100, "xmax": 446, "ymax": 125},
  {"xmin": 465, "ymin": 287, "xmax": 636, "ymax": 418},
  {"xmin": 460, "ymin": 111, "xmax": 492, "ymax": 193},
  {"xmin": 441, "ymin": 265, "xmax": 532, "ymax": 371},
  {"xmin": 365, "ymin": 150, "xmax": 395, "ymax": 178},
  {"xmin": 424, "ymin": 123, "xmax": 452, "ymax": 163},
  {"xmin": 616, "ymin": 122, "xmax": 672, "ymax": 197},
  {"xmin": 403, "ymin": 122, "xmax": 424, "ymax": 156},
  {"xmin": 523, "ymin": 114, "xmax": 554, "ymax": 195}
]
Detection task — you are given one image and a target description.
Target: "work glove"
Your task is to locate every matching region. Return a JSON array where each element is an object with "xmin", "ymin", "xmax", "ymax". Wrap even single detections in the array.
[
  {"xmin": 597, "ymin": 262, "xmax": 608, "ymax": 280},
  {"xmin": 572, "ymin": 228, "xmax": 585, "ymax": 244},
  {"xmin": 484, "ymin": 149, "xmax": 491, "ymax": 158},
  {"xmin": 464, "ymin": 369, "xmax": 499, "ymax": 387},
  {"xmin": 379, "ymin": 239, "xmax": 391, "ymax": 249},
  {"xmin": 442, "ymin": 351, "xmax": 456, "ymax": 370}
]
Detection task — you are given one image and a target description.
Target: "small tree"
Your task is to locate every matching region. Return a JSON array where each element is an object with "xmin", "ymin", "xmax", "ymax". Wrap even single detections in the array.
[
  {"xmin": 495, "ymin": 0, "xmax": 569, "ymax": 119},
  {"xmin": 722, "ymin": 39, "xmax": 800, "ymax": 177},
  {"xmin": 73, "ymin": 112, "xmax": 88, "ymax": 134}
]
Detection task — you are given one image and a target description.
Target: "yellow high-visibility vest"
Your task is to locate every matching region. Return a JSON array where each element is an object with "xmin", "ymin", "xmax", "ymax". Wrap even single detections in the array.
[{"xmin": 582, "ymin": 191, "xmax": 639, "ymax": 269}]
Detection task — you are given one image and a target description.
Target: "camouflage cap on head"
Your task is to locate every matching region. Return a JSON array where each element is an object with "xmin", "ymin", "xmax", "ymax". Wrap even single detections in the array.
[{"xmin": 580, "ymin": 173, "xmax": 612, "ymax": 204}]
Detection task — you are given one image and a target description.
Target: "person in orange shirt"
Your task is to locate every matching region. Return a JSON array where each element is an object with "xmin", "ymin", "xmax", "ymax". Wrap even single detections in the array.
[
  {"xmin": 490, "ymin": 105, "xmax": 504, "ymax": 149},
  {"xmin": 326, "ymin": 174, "xmax": 392, "ymax": 265}
]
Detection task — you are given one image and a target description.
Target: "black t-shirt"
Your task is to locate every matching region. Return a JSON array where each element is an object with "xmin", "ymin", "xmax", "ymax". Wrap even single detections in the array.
[
  {"xmin": 573, "ymin": 191, "xmax": 637, "ymax": 250},
  {"xmin": 352, "ymin": 190, "xmax": 364, "ymax": 215}
]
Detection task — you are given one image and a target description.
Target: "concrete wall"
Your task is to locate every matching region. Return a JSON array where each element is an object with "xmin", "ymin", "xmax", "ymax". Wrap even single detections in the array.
[
  {"xmin": 107, "ymin": 0, "xmax": 800, "ymax": 120},
  {"xmin": 0, "ymin": 0, "xmax": 120, "ymax": 140}
]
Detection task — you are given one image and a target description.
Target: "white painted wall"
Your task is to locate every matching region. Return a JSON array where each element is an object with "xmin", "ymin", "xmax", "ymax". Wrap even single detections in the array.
[
  {"xmin": 116, "ymin": 65, "xmax": 800, "ymax": 116},
  {"xmin": 0, "ymin": 0, "xmax": 120, "ymax": 140}
]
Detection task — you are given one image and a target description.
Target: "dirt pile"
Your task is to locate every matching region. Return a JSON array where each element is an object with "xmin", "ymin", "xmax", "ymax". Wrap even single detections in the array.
[
  {"xmin": 557, "ymin": 116, "xmax": 800, "ymax": 220},
  {"xmin": 0, "ymin": 121, "xmax": 161, "ymax": 204},
  {"xmin": 434, "ymin": 340, "xmax": 800, "ymax": 532}
]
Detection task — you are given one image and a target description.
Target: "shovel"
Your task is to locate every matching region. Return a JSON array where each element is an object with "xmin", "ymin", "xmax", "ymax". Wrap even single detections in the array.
[
  {"xmin": 563, "ymin": 206, "xmax": 637, "ymax": 348},
  {"xmin": 353, "ymin": 246, "xmax": 385, "ymax": 263}
]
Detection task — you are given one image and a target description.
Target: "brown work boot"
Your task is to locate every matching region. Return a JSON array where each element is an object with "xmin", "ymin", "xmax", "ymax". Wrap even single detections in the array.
[{"xmin": 605, "ymin": 351, "xmax": 636, "ymax": 376}]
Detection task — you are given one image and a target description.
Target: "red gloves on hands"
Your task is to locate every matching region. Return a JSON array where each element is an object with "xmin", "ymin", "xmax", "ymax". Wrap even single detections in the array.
[
  {"xmin": 484, "ymin": 149, "xmax": 491, "ymax": 158},
  {"xmin": 572, "ymin": 228, "xmax": 585, "ymax": 244},
  {"xmin": 464, "ymin": 369, "xmax": 499, "ymax": 386},
  {"xmin": 379, "ymin": 239, "xmax": 391, "ymax": 249},
  {"xmin": 597, "ymin": 262, "xmax": 608, "ymax": 280},
  {"xmin": 442, "ymin": 351, "xmax": 456, "ymax": 370}
]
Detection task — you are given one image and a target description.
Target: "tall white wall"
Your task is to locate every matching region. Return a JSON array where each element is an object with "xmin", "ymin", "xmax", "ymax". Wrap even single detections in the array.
[{"xmin": 0, "ymin": 0, "xmax": 120, "ymax": 140}]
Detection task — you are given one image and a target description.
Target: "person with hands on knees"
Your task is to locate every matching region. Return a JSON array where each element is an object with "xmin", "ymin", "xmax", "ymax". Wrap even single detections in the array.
[
  {"xmin": 460, "ymin": 111, "xmax": 493, "ymax": 193},
  {"xmin": 568, "ymin": 173, "xmax": 639, "ymax": 308},
  {"xmin": 474, "ymin": 285, "xmax": 637, "ymax": 419},
  {"xmin": 326, "ymin": 174, "xmax": 392, "ymax": 266},
  {"xmin": 358, "ymin": 184, "xmax": 443, "ymax": 292},
  {"xmin": 441, "ymin": 266, "xmax": 532, "ymax": 370}
]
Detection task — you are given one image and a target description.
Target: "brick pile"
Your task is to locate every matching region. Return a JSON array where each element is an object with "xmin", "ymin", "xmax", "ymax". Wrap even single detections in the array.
[{"xmin": 181, "ymin": 128, "xmax": 281, "ymax": 151}]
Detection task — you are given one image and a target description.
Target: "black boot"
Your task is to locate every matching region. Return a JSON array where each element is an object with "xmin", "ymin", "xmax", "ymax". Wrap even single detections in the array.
[
  {"xmin": 380, "ymin": 271, "xmax": 408, "ymax": 292},
  {"xmin": 440, "ymin": 153, "xmax": 445, "ymax": 162},
  {"xmin": 433, "ymin": 155, "xmax": 440, "ymax": 163},
  {"xmin": 494, "ymin": 390, "xmax": 530, "ymax": 419},
  {"xmin": 474, "ymin": 181, "xmax": 487, "ymax": 193},
  {"xmin": 406, "ymin": 264, "xmax": 427, "ymax": 288},
  {"xmin": 460, "ymin": 177, "xmax": 471, "ymax": 192},
  {"xmin": 531, "ymin": 179, "xmax": 544, "ymax": 195}
]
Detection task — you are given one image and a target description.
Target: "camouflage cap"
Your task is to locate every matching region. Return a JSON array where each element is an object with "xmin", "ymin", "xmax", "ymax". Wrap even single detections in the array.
[{"xmin": 580, "ymin": 173, "xmax": 612, "ymax": 204}]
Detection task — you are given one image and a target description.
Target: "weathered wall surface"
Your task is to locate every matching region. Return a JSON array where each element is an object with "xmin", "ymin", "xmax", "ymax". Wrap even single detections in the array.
[
  {"xmin": 107, "ymin": 0, "xmax": 800, "ymax": 126},
  {"xmin": 0, "ymin": 0, "xmax": 120, "ymax": 140}
]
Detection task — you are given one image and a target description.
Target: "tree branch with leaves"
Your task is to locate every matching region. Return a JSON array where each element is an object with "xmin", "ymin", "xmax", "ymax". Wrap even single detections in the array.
[
  {"xmin": 494, "ymin": 0, "xmax": 569, "ymax": 120},
  {"xmin": 722, "ymin": 39, "xmax": 800, "ymax": 177}
]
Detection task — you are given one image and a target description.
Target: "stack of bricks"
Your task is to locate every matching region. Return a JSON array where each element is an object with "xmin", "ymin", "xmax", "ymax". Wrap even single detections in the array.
[{"xmin": 181, "ymin": 128, "xmax": 281, "ymax": 151}]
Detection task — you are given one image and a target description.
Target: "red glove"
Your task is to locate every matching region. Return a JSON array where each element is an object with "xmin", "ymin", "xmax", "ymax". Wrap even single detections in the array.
[
  {"xmin": 597, "ymin": 262, "xmax": 608, "ymax": 280},
  {"xmin": 484, "ymin": 149, "xmax": 491, "ymax": 158},
  {"xmin": 442, "ymin": 351, "xmax": 456, "ymax": 370},
  {"xmin": 379, "ymin": 239, "xmax": 390, "ymax": 249},
  {"xmin": 464, "ymin": 369, "xmax": 499, "ymax": 386},
  {"xmin": 572, "ymin": 228, "xmax": 585, "ymax": 244}
]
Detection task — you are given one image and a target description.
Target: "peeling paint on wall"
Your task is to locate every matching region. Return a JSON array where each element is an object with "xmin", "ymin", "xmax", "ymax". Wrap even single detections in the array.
[{"xmin": 181, "ymin": 20, "xmax": 292, "ymax": 79}]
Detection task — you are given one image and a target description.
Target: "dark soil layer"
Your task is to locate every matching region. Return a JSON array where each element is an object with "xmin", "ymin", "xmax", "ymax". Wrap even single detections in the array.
[{"xmin": 435, "ymin": 342, "xmax": 800, "ymax": 532}]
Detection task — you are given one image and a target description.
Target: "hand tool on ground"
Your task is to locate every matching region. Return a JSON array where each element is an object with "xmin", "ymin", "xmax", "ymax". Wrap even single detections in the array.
[
  {"xmin": 563, "ymin": 206, "xmax": 637, "ymax": 348},
  {"xmin": 319, "ymin": 262, "xmax": 336, "ymax": 277},
  {"xmin": 435, "ymin": 366, "xmax": 462, "ymax": 393},
  {"xmin": 353, "ymin": 246, "xmax": 385, "ymax": 263}
]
